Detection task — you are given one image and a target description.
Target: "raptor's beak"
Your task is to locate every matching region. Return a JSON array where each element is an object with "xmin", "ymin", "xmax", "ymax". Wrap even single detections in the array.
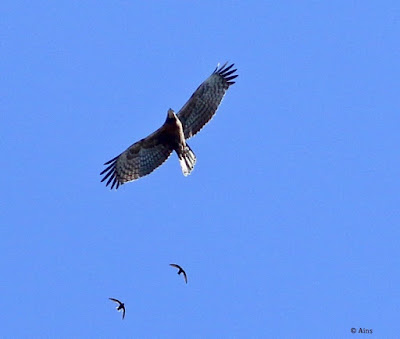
[{"xmin": 167, "ymin": 108, "xmax": 175, "ymax": 119}]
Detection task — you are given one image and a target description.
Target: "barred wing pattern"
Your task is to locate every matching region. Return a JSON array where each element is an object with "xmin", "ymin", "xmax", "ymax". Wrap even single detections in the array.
[
  {"xmin": 177, "ymin": 63, "xmax": 238, "ymax": 139},
  {"xmin": 100, "ymin": 131, "xmax": 173, "ymax": 189}
]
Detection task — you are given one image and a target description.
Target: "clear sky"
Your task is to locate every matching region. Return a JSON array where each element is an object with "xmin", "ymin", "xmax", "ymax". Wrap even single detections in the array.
[{"xmin": 2, "ymin": 1, "xmax": 399, "ymax": 338}]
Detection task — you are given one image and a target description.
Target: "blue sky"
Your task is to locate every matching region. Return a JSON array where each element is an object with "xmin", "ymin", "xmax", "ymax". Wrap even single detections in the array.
[{"xmin": 2, "ymin": 1, "xmax": 399, "ymax": 337}]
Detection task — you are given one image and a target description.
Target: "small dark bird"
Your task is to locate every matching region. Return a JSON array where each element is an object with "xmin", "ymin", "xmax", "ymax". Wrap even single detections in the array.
[
  {"xmin": 109, "ymin": 298, "xmax": 125, "ymax": 319},
  {"xmin": 170, "ymin": 263, "xmax": 188, "ymax": 284}
]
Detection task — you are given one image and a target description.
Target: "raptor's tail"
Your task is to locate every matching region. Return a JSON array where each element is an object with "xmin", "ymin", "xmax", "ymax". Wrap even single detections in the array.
[{"xmin": 179, "ymin": 144, "xmax": 196, "ymax": 176}]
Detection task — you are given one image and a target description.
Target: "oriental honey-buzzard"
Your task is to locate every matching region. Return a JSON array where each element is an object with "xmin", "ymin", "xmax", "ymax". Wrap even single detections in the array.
[{"xmin": 100, "ymin": 62, "xmax": 238, "ymax": 189}]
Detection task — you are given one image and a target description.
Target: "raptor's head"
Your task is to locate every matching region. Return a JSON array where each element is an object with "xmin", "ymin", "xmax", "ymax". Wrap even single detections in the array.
[
  {"xmin": 167, "ymin": 108, "xmax": 175, "ymax": 118},
  {"xmin": 165, "ymin": 108, "xmax": 177, "ymax": 123}
]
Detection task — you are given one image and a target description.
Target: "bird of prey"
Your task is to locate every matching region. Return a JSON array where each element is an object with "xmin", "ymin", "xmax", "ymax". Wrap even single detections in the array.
[
  {"xmin": 109, "ymin": 298, "xmax": 126, "ymax": 319},
  {"xmin": 170, "ymin": 263, "xmax": 188, "ymax": 284},
  {"xmin": 100, "ymin": 62, "xmax": 238, "ymax": 189}
]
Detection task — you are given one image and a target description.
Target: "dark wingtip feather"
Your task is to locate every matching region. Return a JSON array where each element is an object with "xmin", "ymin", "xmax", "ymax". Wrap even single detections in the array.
[
  {"xmin": 101, "ymin": 170, "xmax": 114, "ymax": 183},
  {"xmin": 221, "ymin": 69, "xmax": 236, "ymax": 77},
  {"xmin": 104, "ymin": 155, "xmax": 119, "ymax": 165},
  {"xmin": 226, "ymin": 74, "xmax": 238, "ymax": 81},
  {"xmin": 220, "ymin": 63, "xmax": 234, "ymax": 74},
  {"xmin": 105, "ymin": 173, "xmax": 114, "ymax": 186},
  {"xmin": 214, "ymin": 61, "xmax": 228, "ymax": 73},
  {"xmin": 100, "ymin": 161, "xmax": 116, "ymax": 177},
  {"xmin": 214, "ymin": 62, "xmax": 238, "ymax": 87},
  {"xmin": 100, "ymin": 156, "xmax": 121, "ymax": 189},
  {"xmin": 214, "ymin": 62, "xmax": 230, "ymax": 74}
]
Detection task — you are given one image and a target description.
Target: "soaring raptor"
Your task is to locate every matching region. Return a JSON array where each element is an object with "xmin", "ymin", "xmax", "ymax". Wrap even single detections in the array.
[{"xmin": 100, "ymin": 62, "xmax": 238, "ymax": 189}]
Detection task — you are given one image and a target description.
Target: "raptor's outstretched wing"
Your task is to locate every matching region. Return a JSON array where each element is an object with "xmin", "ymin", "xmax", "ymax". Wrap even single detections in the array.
[
  {"xmin": 101, "ymin": 128, "xmax": 174, "ymax": 189},
  {"xmin": 177, "ymin": 62, "xmax": 238, "ymax": 139}
]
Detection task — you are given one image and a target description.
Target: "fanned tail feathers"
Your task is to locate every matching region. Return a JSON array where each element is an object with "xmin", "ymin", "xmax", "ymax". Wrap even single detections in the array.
[{"xmin": 179, "ymin": 144, "xmax": 196, "ymax": 176}]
